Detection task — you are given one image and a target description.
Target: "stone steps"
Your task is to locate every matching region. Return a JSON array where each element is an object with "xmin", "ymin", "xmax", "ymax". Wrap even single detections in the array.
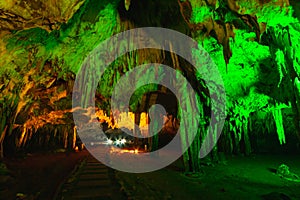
[{"xmin": 56, "ymin": 155, "xmax": 125, "ymax": 200}]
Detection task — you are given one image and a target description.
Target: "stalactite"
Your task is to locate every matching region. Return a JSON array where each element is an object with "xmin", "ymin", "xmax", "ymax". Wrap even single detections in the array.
[
  {"xmin": 180, "ymin": 85, "xmax": 203, "ymax": 172},
  {"xmin": 63, "ymin": 127, "xmax": 68, "ymax": 149},
  {"xmin": 275, "ymin": 49, "xmax": 287, "ymax": 87},
  {"xmin": 148, "ymin": 111, "xmax": 159, "ymax": 155},
  {"xmin": 200, "ymin": 126, "xmax": 210, "ymax": 160},
  {"xmin": 53, "ymin": 127, "xmax": 58, "ymax": 148},
  {"xmin": 187, "ymin": 104, "xmax": 200, "ymax": 172},
  {"xmin": 72, "ymin": 126, "xmax": 76, "ymax": 149},
  {"xmin": 22, "ymin": 128, "xmax": 29, "ymax": 148},
  {"xmin": 211, "ymin": 123, "xmax": 219, "ymax": 162},
  {"xmin": 272, "ymin": 103, "xmax": 286, "ymax": 145},
  {"xmin": 178, "ymin": 102, "xmax": 190, "ymax": 172},
  {"xmin": 196, "ymin": 128, "xmax": 201, "ymax": 168},
  {"xmin": 26, "ymin": 129, "xmax": 32, "ymax": 143},
  {"xmin": 39, "ymin": 131, "xmax": 43, "ymax": 147},
  {"xmin": 0, "ymin": 126, "xmax": 7, "ymax": 159},
  {"xmin": 266, "ymin": 23, "xmax": 300, "ymax": 142},
  {"xmin": 294, "ymin": 77, "xmax": 300, "ymax": 141},
  {"xmin": 181, "ymin": 131, "xmax": 191, "ymax": 172},
  {"xmin": 67, "ymin": 125, "xmax": 73, "ymax": 150},
  {"xmin": 242, "ymin": 117, "xmax": 251, "ymax": 155},
  {"xmin": 18, "ymin": 126, "xmax": 26, "ymax": 148},
  {"xmin": 134, "ymin": 112, "xmax": 141, "ymax": 145},
  {"xmin": 0, "ymin": 92, "xmax": 19, "ymax": 156},
  {"xmin": 227, "ymin": 121, "xmax": 233, "ymax": 153},
  {"xmin": 169, "ymin": 42, "xmax": 180, "ymax": 70},
  {"xmin": 46, "ymin": 132, "xmax": 50, "ymax": 148},
  {"xmin": 229, "ymin": 119, "xmax": 240, "ymax": 154},
  {"xmin": 48, "ymin": 128, "xmax": 54, "ymax": 149}
]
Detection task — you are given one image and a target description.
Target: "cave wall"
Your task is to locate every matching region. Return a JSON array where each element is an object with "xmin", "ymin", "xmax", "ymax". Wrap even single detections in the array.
[
  {"xmin": 0, "ymin": 0, "xmax": 119, "ymax": 155},
  {"xmin": 0, "ymin": 0, "xmax": 299, "ymax": 157},
  {"xmin": 0, "ymin": 0, "xmax": 85, "ymax": 32}
]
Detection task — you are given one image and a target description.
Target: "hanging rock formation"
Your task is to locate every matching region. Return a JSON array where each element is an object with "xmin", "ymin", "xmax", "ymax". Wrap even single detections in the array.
[{"xmin": 0, "ymin": 0, "xmax": 299, "ymax": 172}]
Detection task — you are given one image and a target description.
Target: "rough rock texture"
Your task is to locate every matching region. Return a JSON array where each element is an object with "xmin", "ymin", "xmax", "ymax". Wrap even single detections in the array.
[
  {"xmin": 0, "ymin": 0, "xmax": 299, "ymax": 163},
  {"xmin": 0, "ymin": 0, "xmax": 85, "ymax": 31}
]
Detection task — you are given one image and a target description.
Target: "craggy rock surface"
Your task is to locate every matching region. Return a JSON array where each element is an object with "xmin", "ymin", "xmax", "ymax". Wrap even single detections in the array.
[
  {"xmin": 1, "ymin": 0, "xmax": 299, "ymax": 157},
  {"xmin": 0, "ymin": 0, "xmax": 85, "ymax": 31}
]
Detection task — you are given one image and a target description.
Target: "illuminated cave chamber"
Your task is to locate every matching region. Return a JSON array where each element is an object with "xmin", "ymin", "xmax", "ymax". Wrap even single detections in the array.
[
  {"xmin": 99, "ymin": 87, "xmax": 180, "ymax": 150},
  {"xmin": 0, "ymin": 0, "xmax": 300, "ymax": 174}
]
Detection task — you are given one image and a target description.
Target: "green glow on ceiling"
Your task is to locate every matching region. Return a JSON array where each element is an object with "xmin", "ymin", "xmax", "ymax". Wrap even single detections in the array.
[
  {"xmin": 191, "ymin": 2, "xmax": 299, "ymax": 146},
  {"xmin": 190, "ymin": 6, "xmax": 212, "ymax": 23}
]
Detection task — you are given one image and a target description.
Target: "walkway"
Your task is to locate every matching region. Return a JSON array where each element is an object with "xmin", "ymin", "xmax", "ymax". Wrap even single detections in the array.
[{"xmin": 56, "ymin": 155, "xmax": 126, "ymax": 200}]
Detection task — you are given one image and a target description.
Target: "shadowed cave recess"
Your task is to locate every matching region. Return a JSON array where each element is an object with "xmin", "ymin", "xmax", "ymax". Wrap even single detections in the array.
[{"xmin": 1, "ymin": 0, "xmax": 300, "ymax": 199}]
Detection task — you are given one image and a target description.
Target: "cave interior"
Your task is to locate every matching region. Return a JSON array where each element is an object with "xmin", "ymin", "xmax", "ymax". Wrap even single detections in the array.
[{"xmin": 1, "ymin": 0, "xmax": 300, "ymax": 199}]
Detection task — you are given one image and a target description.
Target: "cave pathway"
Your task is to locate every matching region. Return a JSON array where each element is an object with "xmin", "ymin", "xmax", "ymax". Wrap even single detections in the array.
[{"xmin": 55, "ymin": 154, "xmax": 126, "ymax": 200}]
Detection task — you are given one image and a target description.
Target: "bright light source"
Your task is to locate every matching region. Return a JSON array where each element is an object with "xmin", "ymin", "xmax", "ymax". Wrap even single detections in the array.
[
  {"xmin": 120, "ymin": 138, "xmax": 126, "ymax": 144},
  {"xmin": 115, "ymin": 139, "xmax": 121, "ymax": 145},
  {"xmin": 107, "ymin": 139, "xmax": 113, "ymax": 145}
]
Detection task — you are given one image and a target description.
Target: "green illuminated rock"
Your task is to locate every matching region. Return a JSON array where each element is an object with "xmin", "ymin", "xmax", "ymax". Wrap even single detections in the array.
[{"xmin": 0, "ymin": 0, "xmax": 299, "ymax": 173}]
